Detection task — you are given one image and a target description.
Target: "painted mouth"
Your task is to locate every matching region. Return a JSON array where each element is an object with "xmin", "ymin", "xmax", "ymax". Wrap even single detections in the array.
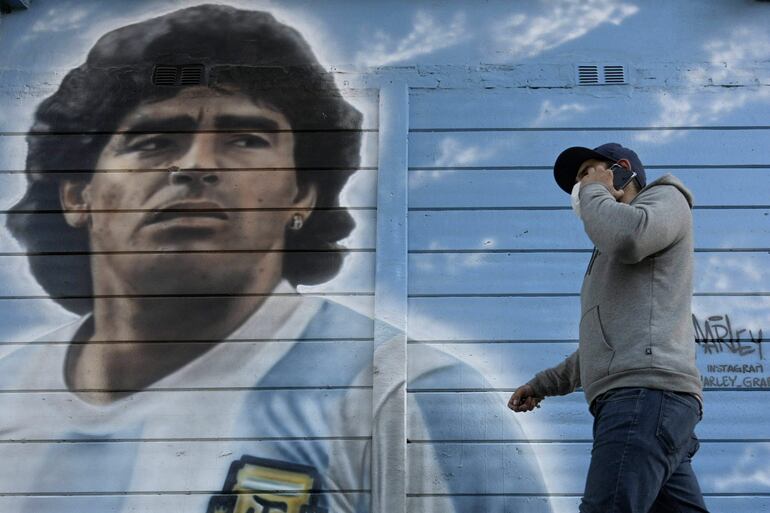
[{"xmin": 145, "ymin": 201, "xmax": 229, "ymax": 226}]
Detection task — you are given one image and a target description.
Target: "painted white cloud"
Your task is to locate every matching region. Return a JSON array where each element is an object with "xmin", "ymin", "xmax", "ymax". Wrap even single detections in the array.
[
  {"xmin": 29, "ymin": 5, "xmax": 92, "ymax": 34},
  {"xmin": 410, "ymin": 135, "xmax": 500, "ymax": 190},
  {"xmin": 698, "ymin": 254, "xmax": 766, "ymax": 293},
  {"xmin": 433, "ymin": 136, "xmax": 491, "ymax": 168},
  {"xmin": 355, "ymin": 10, "xmax": 468, "ymax": 67},
  {"xmin": 493, "ymin": 0, "xmax": 638, "ymax": 59},
  {"xmin": 709, "ymin": 445, "xmax": 770, "ymax": 492},
  {"xmin": 533, "ymin": 100, "xmax": 590, "ymax": 126},
  {"xmin": 637, "ymin": 26, "xmax": 770, "ymax": 143}
]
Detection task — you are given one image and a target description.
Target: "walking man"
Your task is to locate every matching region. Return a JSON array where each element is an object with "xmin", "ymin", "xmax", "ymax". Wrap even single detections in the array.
[{"xmin": 508, "ymin": 143, "xmax": 709, "ymax": 512}]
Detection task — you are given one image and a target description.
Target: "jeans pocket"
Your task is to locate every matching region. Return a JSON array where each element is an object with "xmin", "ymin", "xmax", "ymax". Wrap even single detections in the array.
[
  {"xmin": 656, "ymin": 392, "xmax": 699, "ymax": 455},
  {"xmin": 687, "ymin": 434, "xmax": 701, "ymax": 458}
]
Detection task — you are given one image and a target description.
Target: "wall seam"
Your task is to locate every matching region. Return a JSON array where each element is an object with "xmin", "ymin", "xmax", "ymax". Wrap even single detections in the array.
[{"xmin": 372, "ymin": 80, "xmax": 409, "ymax": 513}]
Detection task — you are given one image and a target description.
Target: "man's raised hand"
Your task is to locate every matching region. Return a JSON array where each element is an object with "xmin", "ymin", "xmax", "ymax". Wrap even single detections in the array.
[{"xmin": 580, "ymin": 164, "xmax": 624, "ymax": 200}]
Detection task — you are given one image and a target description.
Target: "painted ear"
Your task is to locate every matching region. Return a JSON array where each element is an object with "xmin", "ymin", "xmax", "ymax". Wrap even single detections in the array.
[
  {"xmin": 59, "ymin": 180, "xmax": 92, "ymax": 228},
  {"xmin": 293, "ymin": 183, "xmax": 318, "ymax": 211}
]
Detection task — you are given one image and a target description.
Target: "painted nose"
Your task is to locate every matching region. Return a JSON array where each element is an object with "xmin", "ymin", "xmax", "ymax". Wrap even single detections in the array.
[
  {"xmin": 167, "ymin": 166, "xmax": 220, "ymax": 186},
  {"xmin": 168, "ymin": 134, "xmax": 221, "ymax": 186}
]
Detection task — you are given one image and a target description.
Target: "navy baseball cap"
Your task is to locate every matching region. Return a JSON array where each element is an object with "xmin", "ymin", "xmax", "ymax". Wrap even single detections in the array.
[{"xmin": 553, "ymin": 142, "xmax": 646, "ymax": 194}]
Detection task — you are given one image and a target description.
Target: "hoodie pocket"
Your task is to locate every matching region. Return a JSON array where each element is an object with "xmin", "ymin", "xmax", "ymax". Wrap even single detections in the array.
[{"xmin": 579, "ymin": 305, "xmax": 615, "ymax": 384}]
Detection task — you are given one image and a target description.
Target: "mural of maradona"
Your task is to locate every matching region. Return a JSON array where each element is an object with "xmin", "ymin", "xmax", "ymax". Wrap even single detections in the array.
[{"xmin": 0, "ymin": 4, "xmax": 550, "ymax": 513}]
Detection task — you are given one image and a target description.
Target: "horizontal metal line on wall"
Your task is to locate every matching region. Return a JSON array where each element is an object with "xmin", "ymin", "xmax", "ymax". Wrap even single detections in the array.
[
  {"xmin": 1, "ymin": 337, "xmax": 374, "ymax": 346},
  {"xmin": 408, "ymin": 205, "xmax": 770, "ymax": 211},
  {"xmin": 0, "ymin": 490, "xmax": 372, "ymax": 497},
  {"xmin": 0, "ymin": 292, "xmax": 374, "ymax": 300},
  {"xmin": 6, "ymin": 292, "xmax": 762, "ymax": 301},
  {"xmin": 0, "ymin": 248, "xmax": 375, "ymax": 257},
  {"xmin": 0, "ymin": 128, "xmax": 379, "ymax": 137},
  {"xmin": 409, "ymin": 492, "xmax": 580, "ymax": 497},
  {"xmin": 0, "ymin": 436, "xmax": 372, "ymax": 444},
  {"xmin": 407, "ymin": 338, "xmax": 579, "ymax": 344},
  {"xmin": 10, "ymin": 205, "xmax": 765, "ymax": 214},
  {"xmin": 0, "ymin": 385, "xmax": 372, "ymax": 394},
  {"xmin": 4, "ymin": 206, "xmax": 375, "ymax": 215},
  {"xmin": 407, "ymin": 438, "xmax": 770, "ymax": 444},
  {"xmin": 409, "ymin": 125, "xmax": 770, "ymax": 133},
  {"xmin": 408, "ymin": 248, "xmax": 770, "ymax": 254},
  {"xmin": 408, "ymin": 292, "xmax": 770, "ymax": 298},
  {"xmin": 407, "ymin": 388, "xmax": 770, "ymax": 393},
  {"xmin": 408, "ymin": 164, "xmax": 770, "ymax": 171},
  {"xmin": 4, "ymin": 437, "xmax": 763, "ymax": 445},
  {"xmin": 407, "ymin": 492, "xmax": 770, "ymax": 497},
  {"xmin": 0, "ymin": 166, "xmax": 378, "ymax": 174},
  {"xmin": 408, "ymin": 338, "xmax": 755, "ymax": 345}
]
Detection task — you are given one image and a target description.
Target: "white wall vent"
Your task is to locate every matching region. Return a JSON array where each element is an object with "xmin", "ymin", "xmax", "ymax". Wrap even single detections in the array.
[
  {"xmin": 577, "ymin": 65, "xmax": 600, "ymax": 85},
  {"xmin": 603, "ymin": 65, "xmax": 626, "ymax": 84},
  {"xmin": 576, "ymin": 64, "xmax": 627, "ymax": 85}
]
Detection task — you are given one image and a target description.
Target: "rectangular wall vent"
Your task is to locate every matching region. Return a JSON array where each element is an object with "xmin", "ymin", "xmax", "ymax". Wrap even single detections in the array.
[
  {"xmin": 576, "ymin": 64, "xmax": 627, "ymax": 85},
  {"xmin": 152, "ymin": 65, "xmax": 205, "ymax": 86},
  {"xmin": 577, "ymin": 65, "xmax": 600, "ymax": 85},
  {"xmin": 152, "ymin": 66, "xmax": 179, "ymax": 86},
  {"xmin": 603, "ymin": 65, "xmax": 626, "ymax": 84},
  {"xmin": 179, "ymin": 65, "xmax": 205, "ymax": 86}
]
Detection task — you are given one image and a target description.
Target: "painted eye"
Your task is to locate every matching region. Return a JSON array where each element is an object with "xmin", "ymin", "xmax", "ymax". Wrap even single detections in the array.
[
  {"xmin": 229, "ymin": 134, "xmax": 270, "ymax": 149},
  {"xmin": 128, "ymin": 136, "xmax": 175, "ymax": 153}
]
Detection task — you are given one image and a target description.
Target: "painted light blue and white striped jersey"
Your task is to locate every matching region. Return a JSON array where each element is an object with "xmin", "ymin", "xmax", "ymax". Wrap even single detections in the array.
[{"xmin": 0, "ymin": 283, "xmax": 550, "ymax": 513}]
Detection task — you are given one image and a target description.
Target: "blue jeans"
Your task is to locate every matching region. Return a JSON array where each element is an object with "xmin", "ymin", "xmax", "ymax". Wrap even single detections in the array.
[{"xmin": 580, "ymin": 387, "xmax": 710, "ymax": 513}]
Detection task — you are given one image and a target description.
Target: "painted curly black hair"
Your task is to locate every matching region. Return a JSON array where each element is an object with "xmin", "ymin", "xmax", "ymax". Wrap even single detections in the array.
[{"xmin": 6, "ymin": 4, "xmax": 363, "ymax": 314}]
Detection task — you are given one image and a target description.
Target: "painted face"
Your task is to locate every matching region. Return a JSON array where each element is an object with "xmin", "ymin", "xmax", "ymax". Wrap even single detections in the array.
[{"xmin": 62, "ymin": 87, "xmax": 315, "ymax": 293}]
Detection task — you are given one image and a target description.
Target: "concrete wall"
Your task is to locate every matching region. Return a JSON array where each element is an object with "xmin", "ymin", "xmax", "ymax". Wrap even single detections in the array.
[{"xmin": 0, "ymin": 1, "xmax": 769, "ymax": 512}]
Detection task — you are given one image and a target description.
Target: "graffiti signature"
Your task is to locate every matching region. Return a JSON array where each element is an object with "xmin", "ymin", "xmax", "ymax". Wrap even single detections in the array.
[{"xmin": 692, "ymin": 314, "xmax": 764, "ymax": 359}]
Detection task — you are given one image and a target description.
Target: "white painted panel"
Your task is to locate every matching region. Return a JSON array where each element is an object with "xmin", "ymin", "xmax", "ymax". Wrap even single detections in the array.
[
  {"xmin": 407, "ymin": 496, "xmax": 770, "ymax": 513},
  {"xmin": 0, "ymin": 341, "xmax": 373, "ymax": 390},
  {"xmin": 0, "ymin": 131, "xmax": 379, "ymax": 171},
  {"xmin": 0, "ymin": 252, "xmax": 375, "ymax": 296},
  {"xmin": 408, "ymin": 210, "xmax": 770, "ymax": 250},
  {"xmin": 409, "ymin": 341, "xmax": 574, "ymax": 386},
  {"xmin": 408, "ymin": 296, "xmax": 770, "ymax": 342},
  {"xmin": 0, "ymin": 168, "xmax": 378, "ymax": 211},
  {"xmin": 409, "ymin": 88, "xmax": 770, "ymax": 129},
  {"xmin": 407, "ymin": 391, "xmax": 770, "ymax": 441},
  {"xmin": 408, "ymin": 340, "xmax": 769, "ymax": 391},
  {"xmin": 408, "ymin": 442, "xmax": 770, "ymax": 494},
  {"xmin": 409, "ymin": 130, "xmax": 770, "ymax": 168},
  {"xmin": 0, "ymin": 493, "xmax": 372, "ymax": 513},
  {"xmin": 0, "ymin": 439, "xmax": 369, "ymax": 493},
  {"xmin": 371, "ymin": 81, "xmax": 410, "ymax": 513},
  {"xmin": 0, "ymin": 210, "xmax": 377, "ymax": 252},
  {"xmin": 408, "ymin": 253, "xmax": 770, "ymax": 295},
  {"xmin": 1, "ymin": 389, "xmax": 372, "ymax": 439},
  {"xmin": 0, "ymin": 296, "xmax": 375, "ymax": 343},
  {"xmin": 409, "ymin": 168, "xmax": 770, "ymax": 208},
  {"xmin": 0, "ymin": 68, "xmax": 379, "ymax": 133}
]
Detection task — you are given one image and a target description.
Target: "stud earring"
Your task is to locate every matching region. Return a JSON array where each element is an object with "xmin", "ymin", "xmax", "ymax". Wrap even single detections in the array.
[{"xmin": 289, "ymin": 213, "xmax": 304, "ymax": 230}]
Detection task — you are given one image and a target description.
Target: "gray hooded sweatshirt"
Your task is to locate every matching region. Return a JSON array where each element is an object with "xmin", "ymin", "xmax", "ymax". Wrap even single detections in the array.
[{"xmin": 528, "ymin": 174, "xmax": 703, "ymax": 405}]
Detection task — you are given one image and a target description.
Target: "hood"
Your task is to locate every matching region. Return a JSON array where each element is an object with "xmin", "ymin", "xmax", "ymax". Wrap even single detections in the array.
[{"xmin": 639, "ymin": 173, "xmax": 694, "ymax": 208}]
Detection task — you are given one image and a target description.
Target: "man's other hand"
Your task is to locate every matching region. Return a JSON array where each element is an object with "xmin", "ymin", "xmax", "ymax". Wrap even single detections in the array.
[
  {"xmin": 507, "ymin": 384, "xmax": 543, "ymax": 412},
  {"xmin": 580, "ymin": 164, "xmax": 624, "ymax": 201}
]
